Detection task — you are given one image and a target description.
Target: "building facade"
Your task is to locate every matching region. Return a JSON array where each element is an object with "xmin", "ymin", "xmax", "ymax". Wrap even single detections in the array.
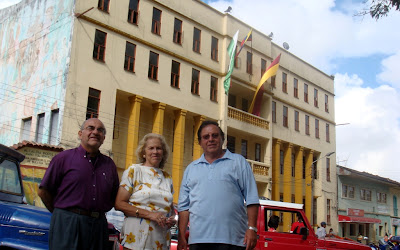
[
  {"xmin": 0, "ymin": 0, "xmax": 336, "ymax": 231},
  {"xmin": 337, "ymin": 166, "xmax": 400, "ymax": 243}
]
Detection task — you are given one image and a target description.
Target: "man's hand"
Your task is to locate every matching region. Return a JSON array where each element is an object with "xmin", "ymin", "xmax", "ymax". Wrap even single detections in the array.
[
  {"xmin": 177, "ymin": 233, "xmax": 187, "ymax": 250},
  {"xmin": 37, "ymin": 188, "xmax": 54, "ymax": 213},
  {"xmin": 177, "ymin": 210, "xmax": 189, "ymax": 250},
  {"xmin": 244, "ymin": 229, "xmax": 257, "ymax": 250}
]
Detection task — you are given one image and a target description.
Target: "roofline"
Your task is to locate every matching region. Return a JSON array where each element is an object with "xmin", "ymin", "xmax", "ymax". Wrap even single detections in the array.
[
  {"xmin": 337, "ymin": 165, "xmax": 400, "ymax": 187},
  {"xmin": 12, "ymin": 141, "xmax": 64, "ymax": 152},
  {"xmin": 259, "ymin": 199, "xmax": 304, "ymax": 210}
]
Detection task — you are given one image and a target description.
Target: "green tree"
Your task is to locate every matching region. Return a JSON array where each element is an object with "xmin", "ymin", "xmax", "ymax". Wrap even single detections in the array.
[{"xmin": 357, "ymin": 0, "xmax": 400, "ymax": 19}]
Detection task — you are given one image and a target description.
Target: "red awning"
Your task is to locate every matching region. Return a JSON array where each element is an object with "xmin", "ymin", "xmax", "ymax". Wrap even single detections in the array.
[{"xmin": 338, "ymin": 215, "xmax": 381, "ymax": 224}]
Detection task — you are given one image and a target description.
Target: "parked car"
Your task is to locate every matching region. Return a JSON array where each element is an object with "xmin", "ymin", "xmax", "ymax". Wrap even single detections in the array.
[
  {"xmin": 390, "ymin": 235, "xmax": 400, "ymax": 244},
  {"xmin": 0, "ymin": 144, "xmax": 119, "ymax": 250},
  {"xmin": 171, "ymin": 199, "xmax": 371, "ymax": 250},
  {"xmin": 0, "ymin": 143, "xmax": 51, "ymax": 249}
]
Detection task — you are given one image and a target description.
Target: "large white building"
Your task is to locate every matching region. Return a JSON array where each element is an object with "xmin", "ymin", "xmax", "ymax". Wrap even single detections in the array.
[{"xmin": 0, "ymin": 0, "xmax": 337, "ymax": 232}]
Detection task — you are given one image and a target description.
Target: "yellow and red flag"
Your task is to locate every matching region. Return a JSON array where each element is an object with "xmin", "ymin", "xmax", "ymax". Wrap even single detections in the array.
[{"xmin": 248, "ymin": 54, "xmax": 281, "ymax": 116}]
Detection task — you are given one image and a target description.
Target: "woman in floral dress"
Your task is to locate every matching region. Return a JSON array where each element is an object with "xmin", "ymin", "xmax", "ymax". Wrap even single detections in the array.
[{"xmin": 115, "ymin": 133, "xmax": 176, "ymax": 250}]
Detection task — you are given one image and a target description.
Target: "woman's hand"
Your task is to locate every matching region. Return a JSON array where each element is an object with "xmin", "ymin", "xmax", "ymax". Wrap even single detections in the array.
[
  {"xmin": 150, "ymin": 211, "xmax": 167, "ymax": 227},
  {"xmin": 166, "ymin": 215, "xmax": 177, "ymax": 228}
]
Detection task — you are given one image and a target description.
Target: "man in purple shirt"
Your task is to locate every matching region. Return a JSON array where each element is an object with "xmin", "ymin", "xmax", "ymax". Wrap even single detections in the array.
[{"xmin": 38, "ymin": 118, "xmax": 119, "ymax": 250}]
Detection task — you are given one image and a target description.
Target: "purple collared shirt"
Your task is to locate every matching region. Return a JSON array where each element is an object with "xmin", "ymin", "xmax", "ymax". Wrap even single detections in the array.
[{"xmin": 40, "ymin": 145, "xmax": 119, "ymax": 212}]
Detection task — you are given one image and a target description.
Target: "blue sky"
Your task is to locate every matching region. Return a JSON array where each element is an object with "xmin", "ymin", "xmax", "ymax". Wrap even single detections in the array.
[
  {"xmin": 2, "ymin": 0, "xmax": 400, "ymax": 181},
  {"xmin": 333, "ymin": 54, "xmax": 387, "ymax": 88}
]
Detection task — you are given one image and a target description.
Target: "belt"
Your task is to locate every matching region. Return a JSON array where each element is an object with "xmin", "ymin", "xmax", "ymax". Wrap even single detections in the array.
[{"xmin": 66, "ymin": 208, "xmax": 103, "ymax": 219}]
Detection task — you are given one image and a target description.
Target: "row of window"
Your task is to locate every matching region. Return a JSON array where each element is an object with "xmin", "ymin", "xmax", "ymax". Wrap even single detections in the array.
[
  {"xmin": 226, "ymin": 136, "xmax": 262, "ymax": 162},
  {"xmin": 271, "ymin": 73, "xmax": 330, "ymax": 113},
  {"xmin": 342, "ymin": 184, "xmax": 387, "ymax": 203},
  {"xmin": 96, "ymin": 0, "xmax": 220, "ymax": 60},
  {"xmin": 21, "ymin": 109, "xmax": 59, "ymax": 144},
  {"xmin": 272, "ymin": 101, "xmax": 330, "ymax": 142},
  {"xmin": 94, "ymin": 30, "xmax": 219, "ymax": 102}
]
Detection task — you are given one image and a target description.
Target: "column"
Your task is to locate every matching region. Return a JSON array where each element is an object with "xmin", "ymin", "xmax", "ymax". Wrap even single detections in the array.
[
  {"xmin": 272, "ymin": 140, "xmax": 281, "ymax": 202},
  {"xmin": 152, "ymin": 102, "xmax": 166, "ymax": 135},
  {"xmin": 295, "ymin": 147, "xmax": 304, "ymax": 204},
  {"xmin": 193, "ymin": 115, "xmax": 206, "ymax": 160},
  {"xmin": 172, "ymin": 109, "xmax": 187, "ymax": 203},
  {"xmin": 125, "ymin": 95, "xmax": 142, "ymax": 169},
  {"xmin": 283, "ymin": 143, "xmax": 293, "ymax": 232},
  {"xmin": 305, "ymin": 149, "xmax": 314, "ymax": 221}
]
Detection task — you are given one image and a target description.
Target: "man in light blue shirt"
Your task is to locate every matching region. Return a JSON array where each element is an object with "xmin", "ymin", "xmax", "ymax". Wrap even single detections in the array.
[{"xmin": 177, "ymin": 121, "xmax": 259, "ymax": 250}]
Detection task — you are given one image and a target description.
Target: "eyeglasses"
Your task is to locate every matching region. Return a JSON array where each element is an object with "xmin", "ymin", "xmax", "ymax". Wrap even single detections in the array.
[
  {"xmin": 84, "ymin": 126, "xmax": 106, "ymax": 134},
  {"xmin": 201, "ymin": 133, "xmax": 220, "ymax": 140}
]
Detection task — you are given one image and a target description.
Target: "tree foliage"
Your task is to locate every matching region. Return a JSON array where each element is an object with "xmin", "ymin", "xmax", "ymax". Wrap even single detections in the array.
[{"xmin": 357, "ymin": 0, "xmax": 400, "ymax": 20}]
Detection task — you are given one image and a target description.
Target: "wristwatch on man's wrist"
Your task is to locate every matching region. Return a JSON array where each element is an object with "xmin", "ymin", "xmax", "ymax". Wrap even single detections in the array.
[{"xmin": 248, "ymin": 226, "xmax": 258, "ymax": 233}]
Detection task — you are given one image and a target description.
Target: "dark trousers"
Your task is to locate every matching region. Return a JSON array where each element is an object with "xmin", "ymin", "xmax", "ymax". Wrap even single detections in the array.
[
  {"xmin": 49, "ymin": 208, "xmax": 108, "ymax": 250},
  {"xmin": 189, "ymin": 243, "xmax": 246, "ymax": 250}
]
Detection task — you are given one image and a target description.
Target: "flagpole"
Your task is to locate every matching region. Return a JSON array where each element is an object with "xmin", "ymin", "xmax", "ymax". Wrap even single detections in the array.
[{"xmin": 220, "ymin": 30, "xmax": 239, "ymax": 148}]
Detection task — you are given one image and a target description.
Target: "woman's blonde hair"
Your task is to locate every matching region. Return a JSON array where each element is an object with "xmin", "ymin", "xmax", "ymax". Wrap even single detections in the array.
[{"xmin": 136, "ymin": 133, "xmax": 170, "ymax": 169}]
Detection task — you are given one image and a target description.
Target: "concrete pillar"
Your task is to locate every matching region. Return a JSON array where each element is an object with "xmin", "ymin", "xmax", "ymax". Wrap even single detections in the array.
[
  {"xmin": 152, "ymin": 102, "xmax": 166, "ymax": 135},
  {"xmin": 283, "ymin": 143, "xmax": 293, "ymax": 232},
  {"xmin": 172, "ymin": 109, "xmax": 187, "ymax": 203},
  {"xmin": 125, "ymin": 95, "xmax": 142, "ymax": 169},
  {"xmin": 295, "ymin": 147, "xmax": 304, "ymax": 204},
  {"xmin": 193, "ymin": 115, "xmax": 206, "ymax": 160},
  {"xmin": 305, "ymin": 150, "xmax": 314, "ymax": 221},
  {"xmin": 272, "ymin": 139, "xmax": 281, "ymax": 202}
]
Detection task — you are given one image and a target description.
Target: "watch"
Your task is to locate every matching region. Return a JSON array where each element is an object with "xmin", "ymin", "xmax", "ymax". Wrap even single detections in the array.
[
  {"xmin": 135, "ymin": 209, "xmax": 139, "ymax": 218},
  {"xmin": 248, "ymin": 226, "xmax": 258, "ymax": 233}
]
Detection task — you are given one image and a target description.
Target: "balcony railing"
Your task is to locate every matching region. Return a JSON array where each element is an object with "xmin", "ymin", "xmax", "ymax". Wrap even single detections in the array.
[
  {"xmin": 247, "ymin": 159, "xmax": 270, "ymax": 176},
  {"xmin": 228, "ymin": 106, "xmax": 269, "ymax": 130},
  {"xmin": 247, "ymin": 159, "xmax": 271, "ymax": 184}
]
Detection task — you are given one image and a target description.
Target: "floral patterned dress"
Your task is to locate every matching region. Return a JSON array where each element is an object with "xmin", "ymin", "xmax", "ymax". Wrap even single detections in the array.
[{"xmin": 120, "ymin": 164, "xmax": 174, "ymax": 250}]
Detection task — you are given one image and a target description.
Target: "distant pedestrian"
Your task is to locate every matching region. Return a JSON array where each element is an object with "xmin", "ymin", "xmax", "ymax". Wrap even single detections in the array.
[
  {"xmin": 38, "ymin": 118, "xmax": 119, "ymax": 250},
  {"xmin": 357, "ymin": 232, "xmax": 363, "ymax": 243},
  {"xmin": 316, "ymin": 221, "xmax": 327, "ymax": 239},
  {"xmin": 329, "ymin": 228, "xmax": 335, "ymax": 237}
]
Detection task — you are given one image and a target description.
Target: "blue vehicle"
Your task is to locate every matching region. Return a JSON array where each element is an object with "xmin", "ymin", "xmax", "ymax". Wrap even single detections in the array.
[{"xmin": 0, "ymin": 144, "xmax": 51, "ymax": 249}]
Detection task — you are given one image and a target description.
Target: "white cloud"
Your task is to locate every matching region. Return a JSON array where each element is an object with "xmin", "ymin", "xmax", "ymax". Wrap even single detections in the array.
[
  {"xmin": 335, "ymin": 73, "xmax": 400, "ymax": 179},
  {"xmin": 378, "ymin": 51, "xmax": 400, "ymax": 89},
  {"xmin": 207, "ymin": 0, "xmax": 400, "ymax": 181},
  {"xmin": 0, "ymin": 0, "xmax": 21, "ymax": 10}
]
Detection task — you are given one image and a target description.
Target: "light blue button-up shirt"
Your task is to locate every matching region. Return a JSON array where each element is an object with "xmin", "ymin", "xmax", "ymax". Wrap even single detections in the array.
[{"xmin": 178, "ymin": 150, "xmax": 259, "ymax": 246}]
